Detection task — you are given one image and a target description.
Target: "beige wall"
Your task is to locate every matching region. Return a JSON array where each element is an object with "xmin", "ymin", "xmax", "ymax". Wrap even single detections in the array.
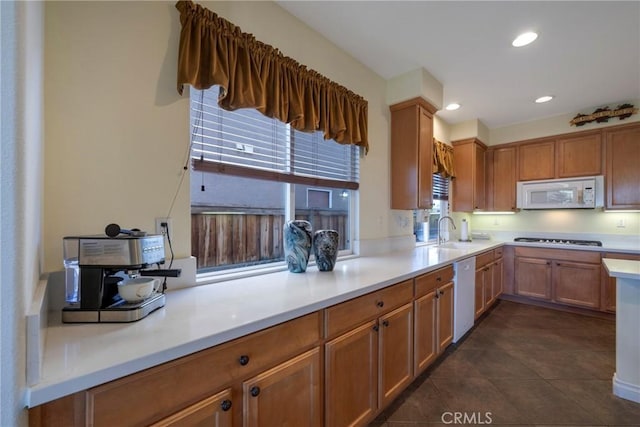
[{"xmin": 43, "ymin": 1, "xmax": 391, "ymax": 271}]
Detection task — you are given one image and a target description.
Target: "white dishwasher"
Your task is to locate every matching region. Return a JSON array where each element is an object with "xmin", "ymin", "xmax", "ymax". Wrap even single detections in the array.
[{"xmin": 453, "ymin": 256, "xmax": 476, "ymax": 343}]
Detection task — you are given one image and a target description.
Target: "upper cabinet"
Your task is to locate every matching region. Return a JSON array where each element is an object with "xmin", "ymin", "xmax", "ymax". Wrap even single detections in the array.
[
  {"xmin": 486, "ymin": 146, "xmax": 518, "ymax": 212},
  {"xmin": 604, "ymin": 123, "xmax": 640, "ymax": 210},
  {"xmin": 556, "ymin": 131, "xmax": 603, "ymax": 178},
  {"xmin": 517, "ymin": 130, "xmax": 603, "ymax": 181},
  {"xmin": 518, "ymin": 140, "xmax": 555, "ymax": 181},
  {"xmin": 390, "ymin": 98, "xmax": 438, "ymax": 210},
  {"xmin": 452, "ymin": 138, "xmax": 487, "ymax": 212}
]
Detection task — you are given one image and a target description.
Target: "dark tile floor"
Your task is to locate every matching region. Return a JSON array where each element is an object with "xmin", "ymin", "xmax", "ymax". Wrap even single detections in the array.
[{"xmin": 370, "ymin": 300, "xmax": 640, "ymax": 427}]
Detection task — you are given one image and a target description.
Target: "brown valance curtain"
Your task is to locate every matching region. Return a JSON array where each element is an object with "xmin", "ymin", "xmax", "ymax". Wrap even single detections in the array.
[
  {"xmin": 175, "ymin": 0, "xmax": 369, "ymax": 152},
  {"xmin": 433, "ymin": 139, "xmax": 455, "ymax": 178}
]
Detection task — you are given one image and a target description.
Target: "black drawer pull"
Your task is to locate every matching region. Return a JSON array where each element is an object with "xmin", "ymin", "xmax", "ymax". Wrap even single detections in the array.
[
  {"xmin": 238, "ymin": 355, "xmax": 250, "ymax": 366},
  {"xmin": 221, "ymin": 400, "xmax": 232, "ymax": 411},
  {"xmin": 376, "ymin": 301, "xmax": 384, "ymax": 308}
]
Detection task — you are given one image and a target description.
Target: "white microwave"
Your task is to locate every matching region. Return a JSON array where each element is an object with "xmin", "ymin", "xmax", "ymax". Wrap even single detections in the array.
[{"xmin": 516, "ymin": 176, "xmax": 604, "ymax": 210}]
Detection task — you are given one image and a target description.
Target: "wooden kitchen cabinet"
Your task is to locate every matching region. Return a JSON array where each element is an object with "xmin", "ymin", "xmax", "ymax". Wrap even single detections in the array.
[
  {"xmin": 379, "ymin": 304, "xmax": 414, "ymax": 408},
  {"xmin": 452, "ymin": 138, "xmax": 487, "ymax": 211},
  {"xmin": 414, "ymin": 266, "xmax": 455, "ymax": 376},
  {"xmin": 390, "ymin": 97, "xmax": 438, "ymax": 209},
  {"xmin": 556, "ymin": 131, "xmax": 602, "ymax": 178},
  {"xmin": 604, "ymin": 122, "xmax": 640, "ymax": 210},
  {"xmin": 30, "ymin": 313, "xmax": 322, "ymax": 427},
  {"xmin": 553, "ymin": 260, "xmax": 601, "ymax": 309},
  {"xmin": 601, "ymin": 252, "xmax": 640, "ymax": 312},
  {"xmin": 324, "ymin": 279, "xmax": 413, "ymax": 427},
  {"xmin": 518, "ymin": 140, "xmax": 555, "ymax": 181},
  {"xmin": 243, "ymin": 347, "xmax": 321, "ymax": 427},
  {"xmin": 474, "ymin": 250, "xmax": 502, "ymax": 318},
  {"xmin": 151, "ymin": 388, "xmax": 233, "ymax": 427},
  {"xmin": 514, "ymin": 247, "xmax": 601, "ymax": 309},
  {"xmin": 486, "ymin": 146, "xmax": 518, "ymax": 211}
]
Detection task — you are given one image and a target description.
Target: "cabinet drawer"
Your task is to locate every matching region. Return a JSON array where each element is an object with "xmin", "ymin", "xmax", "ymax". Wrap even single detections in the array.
[
  {"xmin": 515, "ymin": 247, "xmax": 600, "ymax": 264},
  {"xmin": 415, "ymin": 265, "xmax": 454, "ymax": 297},
  {"xmin": 494, "ymin": 247, "xmax": 503, "ymax": 259},
  {"xmin": 325, "ymin": 280, "xmax": 413, "ymax": 339},
  {"xmin": 86, "ymin": 312, "xmax": 322, "ymax": 427},
  {"xmin": 476, "ymin": 250, "xmax": 494, "ymax": 268}
]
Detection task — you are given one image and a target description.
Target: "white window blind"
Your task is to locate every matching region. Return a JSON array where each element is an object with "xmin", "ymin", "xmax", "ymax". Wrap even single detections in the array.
[
  {"xmin": 191, "ymin": 87, "xmax": 359, "ymax": 189},
  {"xmin": 433, "ymin": 173, "xmax": 449, "ymax": 201}
]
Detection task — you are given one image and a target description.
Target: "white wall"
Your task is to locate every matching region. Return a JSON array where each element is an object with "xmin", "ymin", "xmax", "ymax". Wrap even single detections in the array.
[{"xmin": 1, "ymin": 0, "xmax": 44, "ymax": 425}]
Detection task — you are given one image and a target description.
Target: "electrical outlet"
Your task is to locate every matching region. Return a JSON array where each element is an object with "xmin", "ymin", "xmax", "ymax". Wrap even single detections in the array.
[
  {"xmin": 155, "ymin": 217, "xmax": 172, "ymax": 235},
  {"xmin": 616, "ymin": 218, "xmax": 626, "ymax": 228}
]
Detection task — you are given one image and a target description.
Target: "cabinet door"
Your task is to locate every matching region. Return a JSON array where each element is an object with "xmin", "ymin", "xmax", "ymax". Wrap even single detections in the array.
[
  {"xmin": 492, "ymin": 258, "xmax": 504, "ymax": 301},
  {"xmin": 390, "ymin": 99, "xmax": 436, "ymax": 210},
  {"xmin": 474, "ymin": 143, "xmax": 487, "ymax": 210},
  {"xmin": 490, "ymin": 147, "xmax": 517, "ymax": 211},
  {"xmin": 452, "ymin": 139, "xmax": 487, "ymax": 211},
  {"xmin": 436, "ymin": 281, "xmax": 454, "ymax": 353},
  {"xmin": 556, "ymin": 132, "xmax": 602, "ymax": 177},
  {"xmin": 518, "ymin": 141, "xmax": 555, "ymax": 181},
  {"xmin": 414, "ymin": 290, "xmax": 437, "ymax": 375},
  {"xmin": 325, "ymin": 320, "xmax": 378, "ymax": 427},
  {"xmin": 515, "ymin": 257, "xmax": 552, "ymax": 300},
  {"xmin": 552, "ymin": 261, "xmax": 601, "ymax": 309},
  {"xmin": 474, "ymin": 267, "xmax": 485, "ymax": 319},
  {"xmin": 379, "ymin": 303, "xmax": 413, "ymax": 409},
  {"xmin": 151, "ymin": 389, "xmax": 233, "ymax": 427},
  {"xmin": 483, "ymin": 265, "xmax": 493, "ymax": 307},
  {"xmin": 244, "ymin": 348, "xmax": 321, "ymax": 427},
  {"xmin": 417, "ymin": 106, "xmax": 434, "ymax": 209},
  {"xmin": 605, "ymin": 124, "xmax": 640, "ymax": 209}
]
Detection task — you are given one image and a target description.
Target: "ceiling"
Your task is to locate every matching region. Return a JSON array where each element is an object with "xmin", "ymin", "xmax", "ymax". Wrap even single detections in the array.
[{"xmin": 277, "ymin": 1, "xmax": 640, "ymax": 129}]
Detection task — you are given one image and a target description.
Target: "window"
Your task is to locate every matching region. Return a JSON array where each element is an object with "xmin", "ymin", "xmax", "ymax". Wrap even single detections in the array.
[
  {"xmin": 190, "ymin": 87, "xmax": 359, "ymax": 273},
  {"xmin": 414, "ymin": 174, "xmax": 450, "ymax": 243}
]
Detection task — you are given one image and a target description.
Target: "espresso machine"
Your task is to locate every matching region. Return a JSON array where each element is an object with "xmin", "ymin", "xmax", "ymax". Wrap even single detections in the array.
[{"xmin": 62, "ymin": 224, "xmax": 181, "ymax": 323}]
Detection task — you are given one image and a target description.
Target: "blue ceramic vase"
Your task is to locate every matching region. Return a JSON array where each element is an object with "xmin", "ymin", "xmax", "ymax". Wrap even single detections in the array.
[
  {"xmin": 283, "ymin": 220, "xmax": 313, "ymax": 273},
  {"xmin": 313, "ymin": 230, "xmax": 339, "ymax": 272}
]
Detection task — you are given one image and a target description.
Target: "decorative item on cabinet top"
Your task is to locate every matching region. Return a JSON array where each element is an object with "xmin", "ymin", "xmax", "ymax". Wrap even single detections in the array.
[
  {"xmin": 313, "ymin": 230, "xmax": 339, "ymax": 272},
  {"xmin": 284, "ymin": 220, "xmax": 313, "ymax": 273},
  {"xmin": 570, "ymin": 103, "xmax": 637, "ymax": 126}
]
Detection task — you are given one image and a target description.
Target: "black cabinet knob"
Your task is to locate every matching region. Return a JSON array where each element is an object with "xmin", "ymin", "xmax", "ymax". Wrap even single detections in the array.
[
  {"xmin": 382, "ymin": 320, "xmax": 390, "ymax": 327},
  {"xmin": 239, "ymin": 355, "xmax": 250, "ymax": 366},
  {"xmin": 373, "ymin": 325, "xmax": 379, "ymax": 332},
  {"xmin": 376, "ymin": 301, "xmax": 384, "ymax": 308},
  {"xmin": 221, "ymin": 399, "xmax": 232, "ymax": 411},
  {"xmin": 436, "ymin": 277, "xmax": 442, "ymax": 281},
  {"xmin": 250, "ymin": 386, "xmax": 261, "ymax": 397}
]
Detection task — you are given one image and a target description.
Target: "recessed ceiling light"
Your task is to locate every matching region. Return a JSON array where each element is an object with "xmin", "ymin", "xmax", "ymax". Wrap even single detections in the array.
[
  {"xmin": 512, "ymin": 31, "xmax": 538, "ymax": 47},
  {"xmin": 445, "ymin": 103, "xmax": 461, "ymax": 111},
  {"xmin": 535, "ymin": 95, "xmax": 554, "ymax": 103}
]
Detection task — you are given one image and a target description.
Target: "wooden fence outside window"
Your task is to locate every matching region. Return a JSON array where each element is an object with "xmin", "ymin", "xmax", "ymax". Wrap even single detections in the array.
[{"xmin": 192, "ymin": 210, "xmax": 348, "ymax": 271}]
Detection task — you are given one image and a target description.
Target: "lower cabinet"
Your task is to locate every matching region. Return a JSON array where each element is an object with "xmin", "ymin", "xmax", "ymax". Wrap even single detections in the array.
[
  {"xmin": 475, "ymin": 249, "xmax": 503, "ymax": 318},
  {"xmin": 514, "ymin": 247, "xmax": 601, "ymax": 309},
  {"xmin": 414, "ymin": 266, "xmax": 454, "ymax": 375},
  {"xmin": 151, "ymin": 389, "xmax": 233, "ymax": 427},
  {"xmin": 324, "ymin": 280, "xmax": 414, "ymax": 427},
  {"xmin": 243, "ymin": 347, "xmax": 321, "ymax": 427}
]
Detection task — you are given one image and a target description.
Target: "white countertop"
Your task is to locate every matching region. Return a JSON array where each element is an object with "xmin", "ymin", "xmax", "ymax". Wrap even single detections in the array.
[
  {"xmin": 26, "ymin": 241, "xmax": 501, "ymax": 407},
  {"xmin": 27, "ymin": 238, "xmax": 639, "ymax": 407},
  {"xmin": 603, "ymin": 258, "xmax": 640, "ymax": 280}
]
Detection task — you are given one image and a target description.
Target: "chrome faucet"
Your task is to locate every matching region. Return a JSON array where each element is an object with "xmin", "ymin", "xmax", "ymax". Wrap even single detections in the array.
[{"xmin": 437, "ymin": 216, "xmax": 457, "ymax": 245}]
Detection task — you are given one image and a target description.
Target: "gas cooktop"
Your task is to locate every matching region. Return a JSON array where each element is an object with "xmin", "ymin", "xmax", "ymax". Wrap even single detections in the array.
[{"xmin": 514, "ymin": 237, "xmax": 602, "ymax": 247}]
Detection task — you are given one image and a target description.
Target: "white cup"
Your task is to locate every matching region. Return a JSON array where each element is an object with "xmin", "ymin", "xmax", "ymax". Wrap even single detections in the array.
[{"xmin": 117, "ymin": 277, "xmax": 160, "ymax": 303}]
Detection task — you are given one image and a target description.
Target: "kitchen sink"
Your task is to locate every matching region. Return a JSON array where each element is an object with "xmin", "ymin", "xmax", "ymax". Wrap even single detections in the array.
[{"xmin": 438, "ymin": 241, "xmax": 489, "ymax": 250}]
